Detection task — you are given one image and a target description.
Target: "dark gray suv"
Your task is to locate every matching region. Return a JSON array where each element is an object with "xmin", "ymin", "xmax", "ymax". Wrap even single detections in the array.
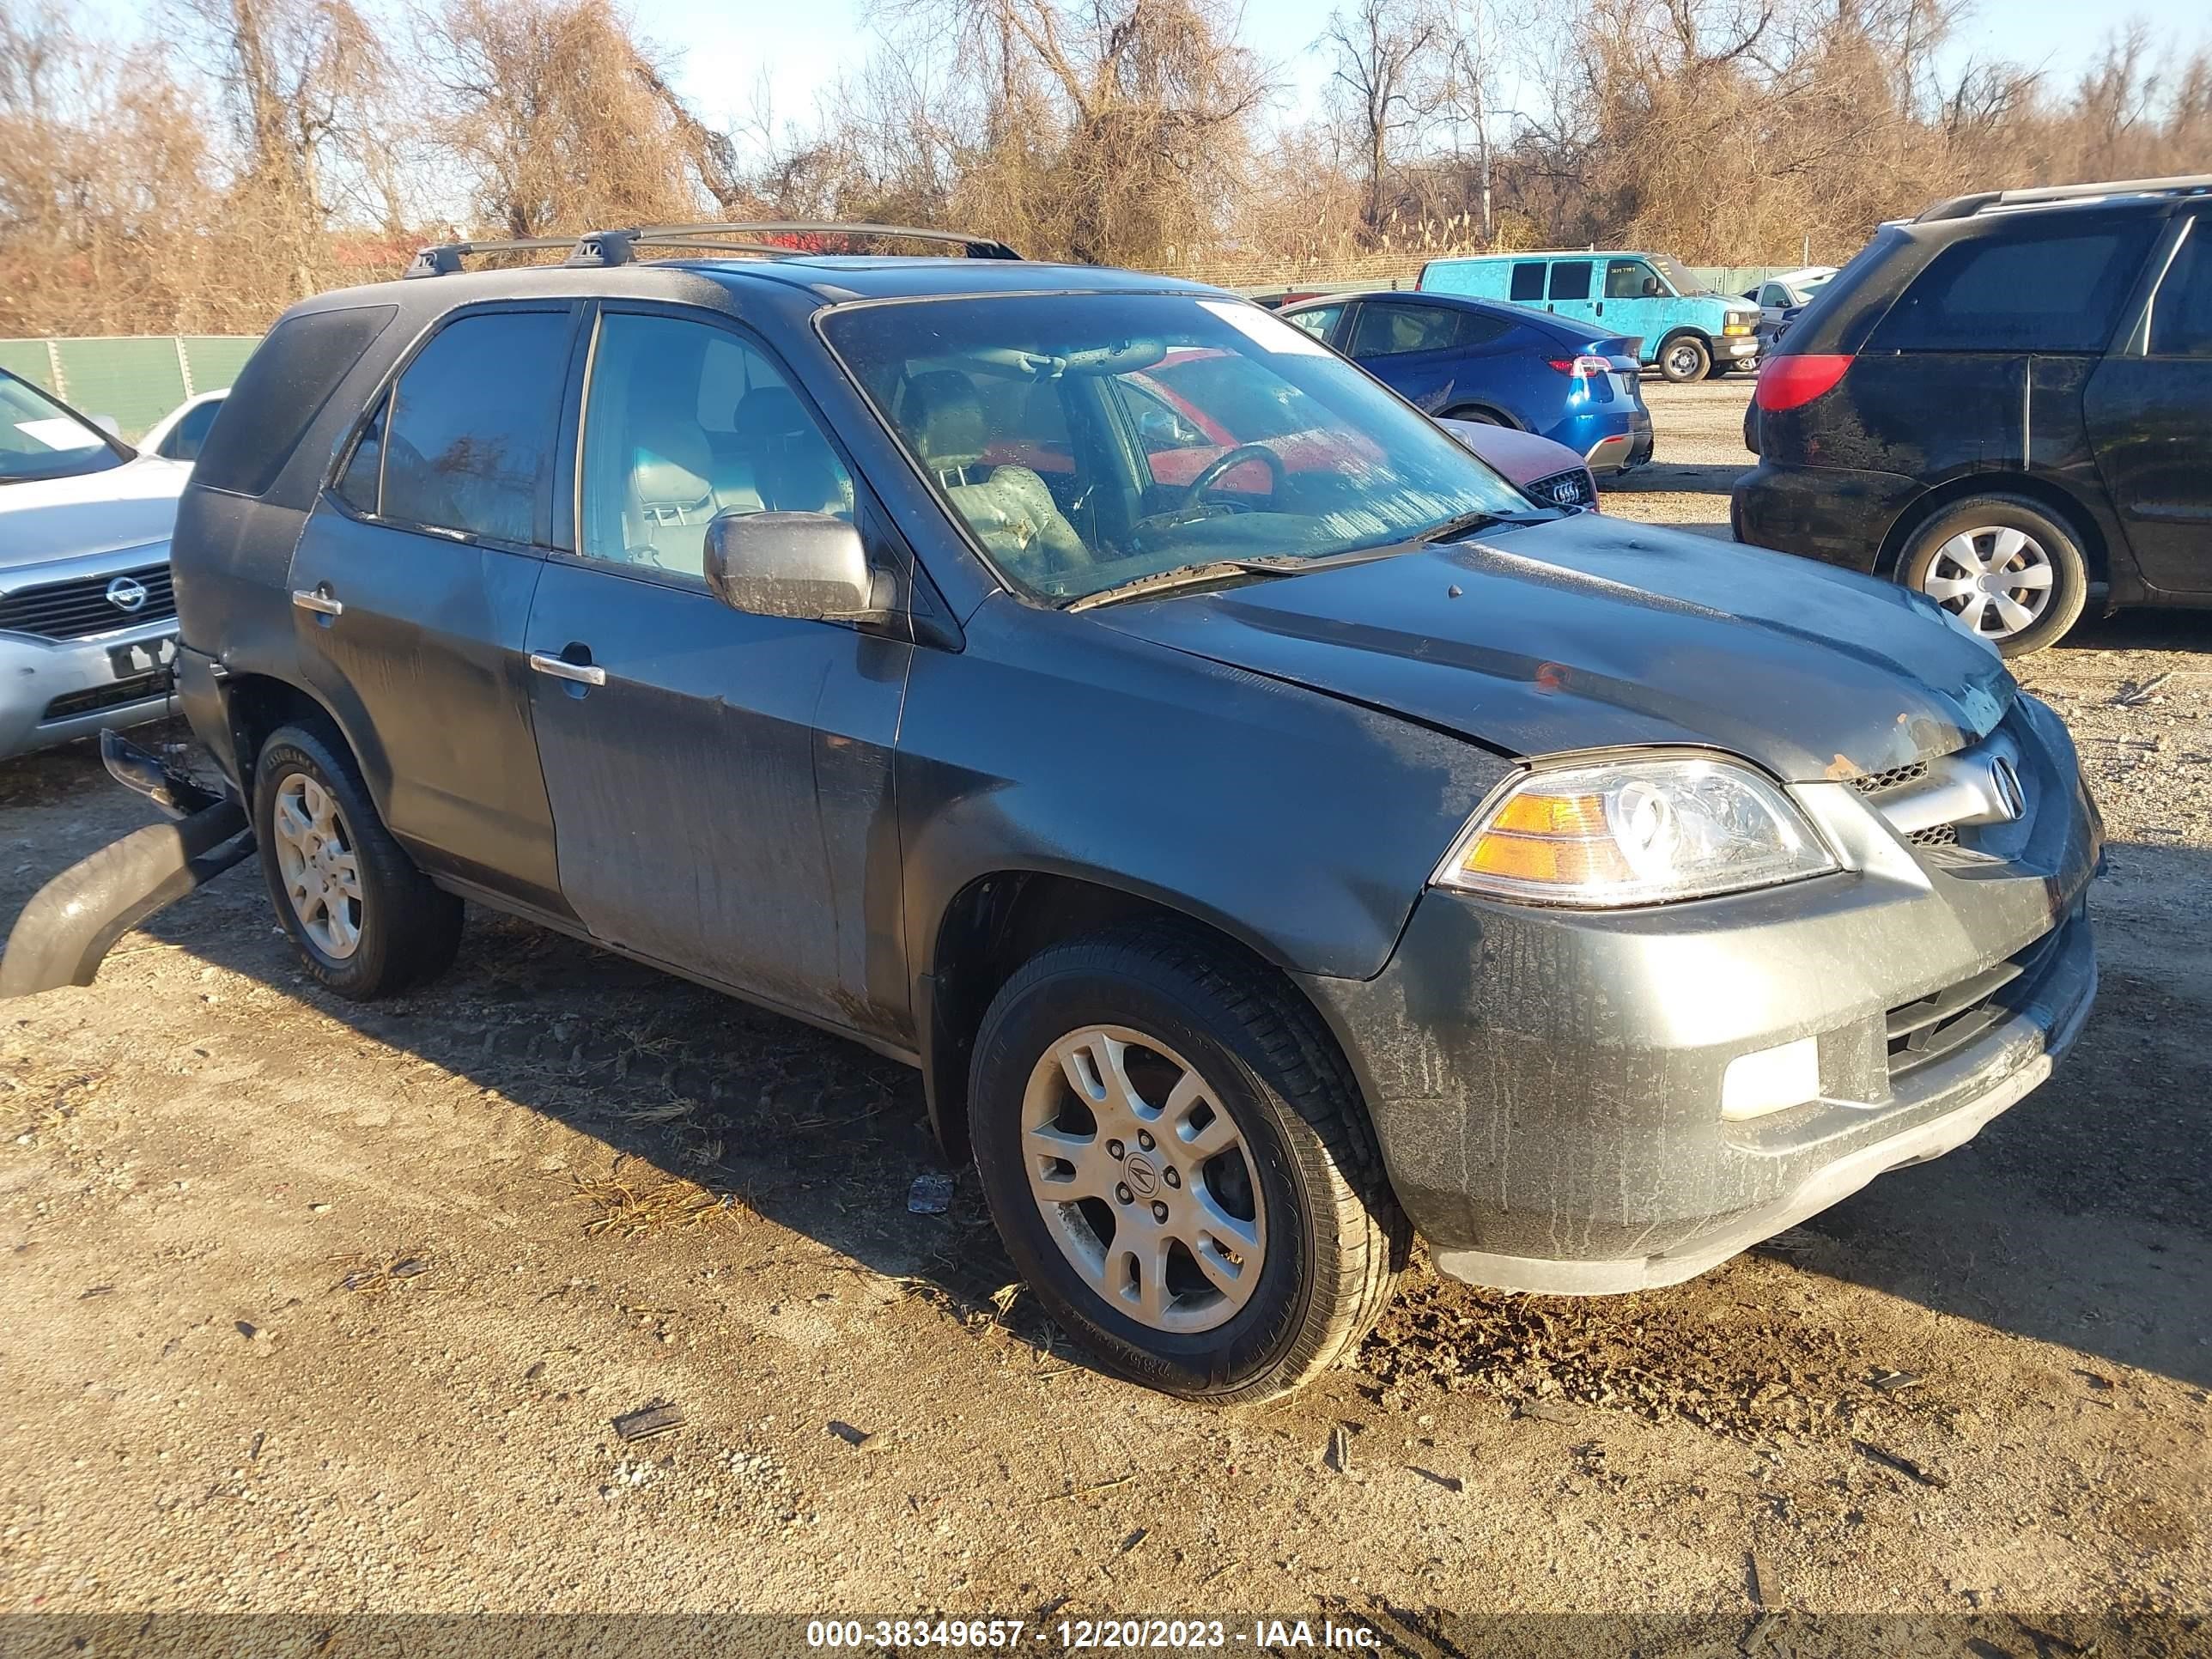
[{"xmin": 133, "ymin": 226, "xmax": 2097, "ymax": 1401}]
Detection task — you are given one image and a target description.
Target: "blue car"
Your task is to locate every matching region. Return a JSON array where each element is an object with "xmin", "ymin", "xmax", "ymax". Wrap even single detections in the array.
[{"xmin": 1278, "ymin": 290, "xmax": 1654, "ymax": 475}]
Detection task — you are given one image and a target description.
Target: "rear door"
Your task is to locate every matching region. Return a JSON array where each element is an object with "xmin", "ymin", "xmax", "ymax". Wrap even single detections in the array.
[
  {"xmin": 521, "ymin": 305, "xmax": 913, "ymax": 1041},
  {"xmin": 289, "ymin": 304, "xmax": 578, "ymax": 912},
  {"xmin": 1346, "ymin": 301, "xmax": 1521, "ymax": 417},
  {"xmin": 2086, "ymin": 211, "xmax": 2212, "ymax": 593}
]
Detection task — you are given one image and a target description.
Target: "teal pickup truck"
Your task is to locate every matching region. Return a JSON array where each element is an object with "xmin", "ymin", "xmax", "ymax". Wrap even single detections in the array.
[{"xmin": 1418, "ymin": 251, "xmax": 1764, "ymax": 383}]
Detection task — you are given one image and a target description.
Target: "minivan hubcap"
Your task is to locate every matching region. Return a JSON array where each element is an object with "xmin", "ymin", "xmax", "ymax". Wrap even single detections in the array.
[
  {"xmin": 271, "ymin": 774, "xmax": 363, "ymax": 959},
  {"xmin": 1021, "ymin": 1026, "xmax": 1266, "ymax": 1334},
  {"xmin": 1667, "ymin": 343, "xmax": 1700, "ymax": 377},
  {"xmin": 1920, "ymin": 527, "xmax": 2055, "ymax": 640}
]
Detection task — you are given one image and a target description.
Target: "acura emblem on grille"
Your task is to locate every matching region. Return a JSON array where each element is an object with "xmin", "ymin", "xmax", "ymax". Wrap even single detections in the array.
[
  {"xmin": 104, "ymin": 575, "xmax": 149, "ymax": 612},
  {"xmin": 1988, "ymin": 755, "xmax": 2026, "ymax": 822}
]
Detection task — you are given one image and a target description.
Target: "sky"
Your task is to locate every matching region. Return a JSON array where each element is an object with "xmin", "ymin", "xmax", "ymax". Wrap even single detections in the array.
[{"xmin": 653, "ymin": 0, "xmax": 2212, "ymax": 157}]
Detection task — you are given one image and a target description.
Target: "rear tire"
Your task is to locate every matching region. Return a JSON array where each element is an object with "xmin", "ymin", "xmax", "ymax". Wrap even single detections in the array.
[
  {"xmin": 1658, "ymin": 333, "xmax": 1711, "ymax": 383},
  {"xmin": 252, "ymin": 723, "xmax": 462, "ymax": 1000},
  {"xmin": 1897, "ymin": 495, "xmax": 2088, "ymax": 658},
  {"xmin": 968, "ymin": 926, "xmax": 1404, "ymax": 1403}
]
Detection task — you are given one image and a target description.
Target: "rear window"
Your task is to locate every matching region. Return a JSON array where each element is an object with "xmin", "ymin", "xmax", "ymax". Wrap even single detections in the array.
[
  {"xmin": 1509, "ymin": 262, "xmax": 1546, "ymax": 302},
  {"xmin": 192, "ymin": 305, "xmax": 395, "ymax": 497},
  {"xmin": 1868, "ymin": 221, "xmax": 2160, "ymax": 354}
]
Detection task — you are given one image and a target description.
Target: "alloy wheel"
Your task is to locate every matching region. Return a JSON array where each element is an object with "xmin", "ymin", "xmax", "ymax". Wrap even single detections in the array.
[
  {"xmin": 1917, "ymin": 526, "xmax": 2056, "ymax": 641},
  {"xmin": 1020, "ymin": 1025, "xmax": 1267, "ymax": 1334},
  {"xmin": 270, "ymin": 773, "xmax": 363, "ymax": 958}
]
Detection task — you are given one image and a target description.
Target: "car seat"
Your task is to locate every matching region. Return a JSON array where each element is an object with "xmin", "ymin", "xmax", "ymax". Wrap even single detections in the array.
[{"xmin": 897, "ymin": 369, "xmax": 1090, "ymax": 577}]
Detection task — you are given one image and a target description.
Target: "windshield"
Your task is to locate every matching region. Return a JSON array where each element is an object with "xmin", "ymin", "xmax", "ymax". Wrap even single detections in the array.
[
  {"xmin": 0, "ymin": 373, "xmax": 125, "ymax": 485},
  {"xmin": 823, "ymin": 292, "xmax": 1534, "ymax": 604},
  {"xmin": 1651, "ymin": 255, "xmax": 1705, "ymax": 296}
]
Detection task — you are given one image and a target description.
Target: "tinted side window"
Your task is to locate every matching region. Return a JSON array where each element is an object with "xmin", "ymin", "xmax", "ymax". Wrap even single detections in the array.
[
  {"xmin": 335, "ymin": 392, "xmax": 386, "ymax": 514},
  {"xmin": 2147, "ymin": 220, "xmax": 2212, "ymax": 357},
  {"xmin": 1548, "ymin": 261, "xmax": 1592, "ymax": 301},
  {"xmin": 1869, "ymin": 222, "xmax": 2160, "ymax": 353},
  {"xmin": 1509, "ymin": 262, "xmax": 1546, "ymax": 302},
  {"xmin": 1351, "ymin": 304, "xmax": 1465, "ymax": 357},
  {"xmin": 161, "ymin": 398, "xmax": 222, "ymax": 462},
  {"xmin": 193, "ymin": 305, "xmax": 396, "ymax": 497},
  {"xmin": 383, "ymin": 310, "xmax": 570, "ymax": 544}
]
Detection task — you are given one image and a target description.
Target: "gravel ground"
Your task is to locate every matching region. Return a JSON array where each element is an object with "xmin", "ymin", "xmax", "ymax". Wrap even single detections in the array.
[{"xmin": 1, "ymin": 378, "xmax": 2206, "ymax": 1637}]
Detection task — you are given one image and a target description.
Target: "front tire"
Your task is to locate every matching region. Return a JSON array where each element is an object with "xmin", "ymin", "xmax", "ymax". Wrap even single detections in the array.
[
  {"xmin": 252, "ymin": 723, "xmax": 462, "ymax": 999},
  {"xmin": 1898, "ymin": 495, "xmax": 2088, "ymax": 657},
  {"xmin": 1658, "ymin": 333, "xmax": 1711, "ymax": 383},
  {"xmin": 968, "ymin": 927, "xmax": 1404, "ymax": 1403}
]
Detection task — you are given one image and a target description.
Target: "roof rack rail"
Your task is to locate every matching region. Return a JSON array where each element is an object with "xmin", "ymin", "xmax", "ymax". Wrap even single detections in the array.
[
  {"xmin": 1916, "ymin": 173, "xmax": 2212, "ymax": 223},
  {"xmin": 404, "ymin": 221, "xmax": 1021, "ymax": 278}
]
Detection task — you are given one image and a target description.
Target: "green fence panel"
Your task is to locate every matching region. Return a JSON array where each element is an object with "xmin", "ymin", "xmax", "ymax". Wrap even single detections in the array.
[
  {"xmin": 50, "ymin": 337, "xmax": 188, "ymax": 440},
  {"xmin": 182, "ymin": 336, "xmax": 259, "ymax": 394},
  {"xmin": 0, "ymin": 339, "xmax": 53, "ymax": 388}
]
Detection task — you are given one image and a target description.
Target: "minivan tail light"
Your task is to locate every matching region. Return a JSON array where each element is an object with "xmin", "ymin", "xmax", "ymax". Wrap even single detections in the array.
[
  {"xmin": 1548, "ymin": 355, "xmax": 1613, "ymax": 378},
  {"xmin": 1756, "ymin": 354, "xmax": 1852, "ymax": 411}
]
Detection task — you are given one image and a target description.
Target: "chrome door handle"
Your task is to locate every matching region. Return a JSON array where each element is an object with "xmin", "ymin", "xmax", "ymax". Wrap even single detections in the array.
[
  {"xmin": 292, "ymin": 588, "xmax": 343, "ymax": 617},
  {"xmin": 529, "ymin": 652, "xmax": 605, "ymax": 687}
]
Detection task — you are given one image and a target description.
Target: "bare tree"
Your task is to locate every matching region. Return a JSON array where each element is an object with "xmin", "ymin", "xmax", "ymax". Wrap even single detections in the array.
[{"xmin": 1322, "ymin": 0, "xmax": 1449, "ymax": 240}]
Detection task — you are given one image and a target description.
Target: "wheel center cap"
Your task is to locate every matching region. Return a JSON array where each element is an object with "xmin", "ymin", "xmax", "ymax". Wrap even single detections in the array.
[
  {"xmin": 1125, "ymin": 1155, "xmax": 1160, "ymax": 1198},
  {"xmin": 1980, "ymin": 572, "xmax": 2014, "ymax": 594}
]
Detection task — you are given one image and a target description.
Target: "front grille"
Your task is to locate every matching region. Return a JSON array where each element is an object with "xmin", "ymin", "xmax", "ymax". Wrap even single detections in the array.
[
  {"xmin": 1855, "ymin": 761, "xmax": 1929, "ymax": 796},
  {"xmin": 0, "ymin": 564, "xmax": 175, "ymax": 641},
  {"xmin": 1886, "ymin": 923, "xmax": 2067, "ymax": 1082},
  {"xmin": 1528, "ymin": 468, "xmax": 1594, "ymax": 509},
  {"xmin": 40, "ymin": 675, "xmax": 167, "ymax": 722}
]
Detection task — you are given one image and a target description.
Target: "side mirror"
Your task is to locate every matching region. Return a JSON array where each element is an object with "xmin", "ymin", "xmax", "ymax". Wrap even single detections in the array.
[
  {"xmin": 1640, "ymin": 277, "xmax": 1660, "ymax": 296},
  {"xmin": 703, "ymin": 511, "xmax": 891, "ymax": 624}
]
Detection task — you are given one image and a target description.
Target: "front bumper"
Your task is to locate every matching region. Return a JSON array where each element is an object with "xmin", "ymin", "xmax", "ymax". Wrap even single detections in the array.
[
  {"xmin": 1715, "ymin": 333, "xmax": 1759, "ymax": 365},
  {"xmin": 1303, "ymin": 694, "xmax": 2101, "ymax": 1295},
  {"xmin": 0, "ymin": 617, "xmax": 179, "ymax": 760}
]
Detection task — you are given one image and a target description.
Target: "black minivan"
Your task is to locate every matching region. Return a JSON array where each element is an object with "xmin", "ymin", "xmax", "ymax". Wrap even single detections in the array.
[{"xmin": 1735, "ymin": 174, "xmax": 2212, "ymax": 654}]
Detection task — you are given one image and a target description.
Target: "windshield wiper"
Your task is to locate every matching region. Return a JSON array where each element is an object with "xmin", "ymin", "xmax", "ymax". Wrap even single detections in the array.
[
  {"xmin": 1066, "ymin": 559, "xmax": 1304, "ymax": 611},
  {"xmin": 1417, "ymin": 508, "xmax": 1506, "ymax": 544}
]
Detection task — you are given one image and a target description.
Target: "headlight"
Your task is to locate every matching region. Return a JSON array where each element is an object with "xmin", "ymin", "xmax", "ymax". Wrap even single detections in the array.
[{"xmin": 1432, "ymin": 756, "xmax": 1837, "ymax": 906}]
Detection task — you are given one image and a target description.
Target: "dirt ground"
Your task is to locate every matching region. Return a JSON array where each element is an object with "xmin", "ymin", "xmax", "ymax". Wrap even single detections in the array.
[{"xmin": 2, "ymin": 379, "xmax": 2206, "ymax": 1640}]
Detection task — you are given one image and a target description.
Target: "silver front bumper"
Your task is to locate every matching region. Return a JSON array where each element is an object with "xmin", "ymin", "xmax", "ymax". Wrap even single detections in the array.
[{"xmin": 0, "ymin": 617, "xmax": 178, "ymax": 759}]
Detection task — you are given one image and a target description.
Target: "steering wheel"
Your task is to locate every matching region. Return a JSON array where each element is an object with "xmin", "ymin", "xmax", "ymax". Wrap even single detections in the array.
[{"xmin": 1178, "ymin": 443, "xmax": 1286, "ymax": 513}]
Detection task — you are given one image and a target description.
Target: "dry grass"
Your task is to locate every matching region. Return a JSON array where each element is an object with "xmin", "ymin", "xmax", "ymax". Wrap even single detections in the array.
[{"xmin": 569, "ymin": 1167, "xmax": 737, "ymax": 1239}]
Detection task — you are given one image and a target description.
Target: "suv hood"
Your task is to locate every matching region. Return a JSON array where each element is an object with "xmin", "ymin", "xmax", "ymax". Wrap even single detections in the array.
[
  {"xmin": 1094, "ymin": 514, "xmax": 2014, "ymax": 782},
  {"xmin": 0, "ymin": 460, "xmax": 185, "ymax": 573}
]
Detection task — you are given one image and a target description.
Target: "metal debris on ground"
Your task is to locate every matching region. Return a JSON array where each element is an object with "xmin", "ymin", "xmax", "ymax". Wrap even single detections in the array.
[
  {"xmin": 337, "ymin": 1254, "xmax": 434, "ymax": 1294},
  {"xmin": 1851, "ymin": 1438, "xmax": 1948, "ymax": 1487},
  {"xmin": 907, "ymin": 1173, "xmax": 955, "ymax": 1214},
  {"xmin": 1868, "ymin": 1368, "xmax": 1923, "ymax": 1392},
  {"xmin": 1408, "ymin": 1466, "xmax": 1463, "ymax": 1493},
  {"xmin": 1325, "ymin": 1422, "xmax": 1355, "ymax": 1474},
  {"xmin": 827, "ymin": 1420, "xmax": 874, "ymax": 1448},
  {"xmin": 2114, "ymin": 672, "xmax": 2172, "ymax": 707},
  {"xmin": 611, "ymin": 1403, "xmax": 684, "ymax": 1443}
]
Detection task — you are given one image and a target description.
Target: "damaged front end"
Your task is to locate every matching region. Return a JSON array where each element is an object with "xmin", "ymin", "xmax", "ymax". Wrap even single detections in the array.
[{"xmin": 0, "ymin": 730, "xmax": 254, "ymax": 998}]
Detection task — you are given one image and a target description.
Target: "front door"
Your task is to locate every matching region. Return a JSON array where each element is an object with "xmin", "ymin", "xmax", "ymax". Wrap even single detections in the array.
[
  {"xmin": 289, "ymin": 304, "xmax": 579, "ymax": 911},
  {"xmin": 522, "ymin": 307, "xmax": 913, "ymax": 1042},
  {"xmin": 2086, "ymin": 212, "xmax": 2212, "ymax": 593}
]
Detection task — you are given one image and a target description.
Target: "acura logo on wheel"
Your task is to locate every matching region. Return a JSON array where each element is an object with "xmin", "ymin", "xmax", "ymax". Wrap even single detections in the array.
[
  {"xmin": 1988, "ymin": 755, "xmax": 2027, "ymax": 822},
  {"xmin": 105, "ymin": 575, "xmax": 149, "ymax": 612}
]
